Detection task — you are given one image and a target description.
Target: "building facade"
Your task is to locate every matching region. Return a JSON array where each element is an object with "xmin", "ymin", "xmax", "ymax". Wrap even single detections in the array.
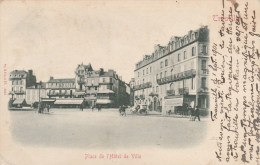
[
  {"xmin": 133, "ymin": 26, "xmax": 209, "ymax": 115},
  {"xmin": 46, "ymin": 77, "xmax": 76, "ymax": 98},
  {"xmin": 25, "ymin": 83, "xmax": 48, "ymax": 105},
  {"xmin": 75, "ymin": 64, "xmax": 129, "ymax": 107},
  {"xmin": 9, "ymin": 70, "xmax": 37, "ymax": 106}
]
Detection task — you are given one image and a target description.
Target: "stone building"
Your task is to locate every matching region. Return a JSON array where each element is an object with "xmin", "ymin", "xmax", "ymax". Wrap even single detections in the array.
[
  {"xmin": 9, "ymin": 70, "xmax": 36, "ymax": 107},
  {"xmin": 133, "ymin": 26, "xmax": 209, "ymax": 115},
  {"xmin": 75, "ymin": 64, "xmax": 129, "ymax": 108}
]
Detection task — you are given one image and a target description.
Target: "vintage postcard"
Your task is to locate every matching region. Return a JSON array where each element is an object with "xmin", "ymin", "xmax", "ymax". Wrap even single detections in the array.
[{"xmin": 0, "ymin": 0, "xmax": 259, "ymax": 165}]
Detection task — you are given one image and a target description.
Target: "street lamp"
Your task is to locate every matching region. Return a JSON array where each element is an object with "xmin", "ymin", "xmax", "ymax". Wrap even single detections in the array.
[{"xmin": 38, "ymin": 81, "xmax": 42, "ymax": 113}]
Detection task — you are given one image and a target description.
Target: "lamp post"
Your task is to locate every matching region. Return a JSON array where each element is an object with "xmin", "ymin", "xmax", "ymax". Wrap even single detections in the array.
[{"xmin": 38, "ymin": 81, "xmax": 42, "ymax": 113}]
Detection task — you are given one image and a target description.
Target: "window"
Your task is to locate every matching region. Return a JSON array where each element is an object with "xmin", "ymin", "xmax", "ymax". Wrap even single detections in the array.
[
  {"xmin": 150, "ymin": 67, "xmax": 152, "ymax": 73},
  {"xmin": 201, "ymin": 77, "xmax": 206, "ymax": 88},
  {"xmin": 202, "ymin": 45, "xmax": 207, "ymax": 53},
  {"xmin": 146, "ymin": 68, "xmax": 148, "ymax": 74},
  {"xmin": 184, "ymin": 51, "xmax": 187, "ymax": 59},
  {"xmin": 156, "ymin": 86, "xmax": 159, "ymax": 93},
  {"xmin": 171, "ymin": 69, "xmax": 173, "ymax": 76},
  {"xmin": 191, "ymin": 78, "xmax": 194, "ymax": 89},
  {"xmin": 201, "ymin": 60, "xmax": 207, "ymax": 69},
  {"xmin": 160, "ymin": 72, "xmax": 163, "ymax": 79},
  {"xmin": 143, "ymin": 70, "xmax": 145, "ymax": 75},
  {"xmin": 95, "ymin": 87, "xmax": 98, "ymax": 90},
  {"xmin": 178, "ymin": 54, "xmax": 181, "ymax": 62},
  {"xmin": 103, "ymin": 78, "xmax": 106, "ymax": 82},
  {"xmin": 165, "ymin": 59, "xmax": 168, "ymax": 67},
  {"xmin": 138, "ymin": 72, "xmax": 139, "ymax": 77},
  {"xmin": 192, "ymin": 47, "xmax": 196, "ymax": 56},
  {"xmin": 160, "ymin": 61, "xmax": 164, "ymax": 68},
  {"xmin": 164, "ymin": 71, "xmax": 167, "ymax": 77}
]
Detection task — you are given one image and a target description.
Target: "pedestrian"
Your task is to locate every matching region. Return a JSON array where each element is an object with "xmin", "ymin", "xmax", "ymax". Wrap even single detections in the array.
[
  {"xmin": 80, "ymin": 104, "xmax": 83, "ymax": 111},
  {"xmin": 194, "ymin": 106, "xmax": 200, "ymax": 121},
  {"xmin": 188, "ymin": 106, "xmax": 194, "ymax": 121},
  {"xmin": 97, "ymin": 105, "xmax": 101, "ymax": 112},
  {"xmin": 47, "ymin": 104, "xmax": 50, "ymax": 113}
]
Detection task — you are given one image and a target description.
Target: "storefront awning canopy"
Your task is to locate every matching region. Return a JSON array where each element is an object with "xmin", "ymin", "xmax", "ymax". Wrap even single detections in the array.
[
  {"xmin": 96, "ymin": 99, "xmax": 112, "ymax": 104},
  {"xmin": 54, "ymin": 99, "xmax": 84, "ymax": 105},
  {"xmin": 97, "ymin": 89, "xmax": 114, "ymax": 94},
  {"xmin": 41, "ymin": 98, "xmax": 56, "ymax": 102},
  {"xmin": 13, "ymin": 99, "xmax": 25, "ymax": 105},
  {"xmin": 74, "ymin": 91, "xmax": 85, "ymax": 96},
  {"xmin": 85, "ymin": 96, "xmax": 96, "ymax": 100}
]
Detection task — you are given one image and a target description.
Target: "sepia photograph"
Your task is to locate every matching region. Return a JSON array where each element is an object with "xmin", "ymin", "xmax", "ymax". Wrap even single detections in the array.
[{"xmin": 0, "ymin": 0, "xmax": 259, "ymax": 165}]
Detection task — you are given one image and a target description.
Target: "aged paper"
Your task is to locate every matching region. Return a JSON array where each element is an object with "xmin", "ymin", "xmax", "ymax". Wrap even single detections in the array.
[{"xmin": 0, "ymin": 0, "xmax": 259, "ymax": 165}]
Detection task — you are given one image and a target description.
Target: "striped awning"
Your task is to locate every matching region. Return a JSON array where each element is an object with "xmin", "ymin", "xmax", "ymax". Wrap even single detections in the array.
[{"xmin": 54, "ymin": 99, "xmax": 84, "ymax": 105}]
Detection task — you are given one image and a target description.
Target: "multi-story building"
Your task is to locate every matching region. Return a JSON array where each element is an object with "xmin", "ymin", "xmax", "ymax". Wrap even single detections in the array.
[
  {"xmin": 75, "ymin": 64, "xmax": 129, "ymax": 108},
  {"xmin": 25, "ymin": 82, "xmax": 48, "ymax": 105},
  {"xmin": 9, "ymin": 70, "xmax": 37, "ymax": 107},
  {"xmin": 133, "ymin": 26, "xmax": 209, "ymax": 115},
  {"xmin": 46, "ymin": 77, "xmax": 76, "ymax": 98}
]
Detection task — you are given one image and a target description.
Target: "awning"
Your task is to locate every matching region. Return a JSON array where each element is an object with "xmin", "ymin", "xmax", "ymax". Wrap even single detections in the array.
[
  {"xmin": 97, "ymin": 89, "xmax": 115, "ymax": 94},
  {"xmin": 54, "ymin": 99, "xmax": 84, "ymax": 105},
  {"xmin": 85, "ymin": 96, "xmax": 96, "ymax": 100},
  {"xmin": 74, "ymin": 91, "xmax": 85, "ymax": 96},
  {"xmin": 96, "ymin": 99, "xmax": 112, "ymax": 104},
  {"xmin": 13, "ymin": 99, "xmax": 26, "ymax": 105},
  {"xmin": 41, "ymin": 98, "xmax": 56, "ymax": 102}
]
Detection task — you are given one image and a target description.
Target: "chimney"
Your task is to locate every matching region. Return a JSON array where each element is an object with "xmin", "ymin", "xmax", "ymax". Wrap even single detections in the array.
[
  {"xmin": 28, "ymin": 70, "xmax": 33, "ymax": 75},
  {"xmin": 50, "ymin": 76, "xmax": 54, "ymax": 80}
]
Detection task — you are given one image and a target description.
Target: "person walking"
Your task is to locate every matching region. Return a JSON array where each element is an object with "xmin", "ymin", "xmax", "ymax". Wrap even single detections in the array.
[
  {"xmin": 194, "ymin": 106, "xmax": 200, "ymax": 121},
  {"xmin": 188, "ymin": 106, "xmax": 194, "ymax": 121}
]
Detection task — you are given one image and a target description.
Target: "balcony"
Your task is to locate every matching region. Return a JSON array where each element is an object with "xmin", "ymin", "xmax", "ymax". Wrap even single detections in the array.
[
  {"xmin": 149, "ymin": 92, "xmax": 158, "ymax": 97},
  {"xmin": 201, "ymin": 69, "xmax": 209, "ymax": 75},
  {"xmin": 77, "ymin": 79, "xmax": 85, "ymax": 84},
  {"xmin": 86, "ymin": 83, "xmax": 99, "ymax": 87},
  {"xmin": 166, "ymin": 89, "xmax": 175, "ymax": 96},
  {"xmin": 133, "ymin": 82, "xmax": 152, "ymax": 91},
  {"xmin": 157, "ymin": 69, "xmax": 196, "ymax": 85},
  {"xmin": 13, "ymin": 90, "xmax": 26, "ymax": 94},
  {"xmin": 178, "ymin": 87, "xmax": 189, "ymax": 95}
]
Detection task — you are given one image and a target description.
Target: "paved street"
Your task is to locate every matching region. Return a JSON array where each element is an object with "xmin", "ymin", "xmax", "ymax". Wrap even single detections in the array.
[{"xmin": 10, "ymin": 108, "xmax": 207, "ymax": 149}]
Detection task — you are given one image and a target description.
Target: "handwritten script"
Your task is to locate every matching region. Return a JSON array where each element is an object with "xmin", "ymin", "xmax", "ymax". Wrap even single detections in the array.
[{"xmin": 210, "ymin": 0, "xmax": 260, "ymax": 164}]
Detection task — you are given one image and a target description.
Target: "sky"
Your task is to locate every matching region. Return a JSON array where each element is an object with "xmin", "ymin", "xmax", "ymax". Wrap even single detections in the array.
[{"xmin": 1, "ymin": 0, "xmax": 212, "ymax": 83}]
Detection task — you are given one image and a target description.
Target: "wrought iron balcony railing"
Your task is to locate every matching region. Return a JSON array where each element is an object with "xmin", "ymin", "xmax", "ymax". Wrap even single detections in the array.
[
  {"xmin": 157, "ymin": 69, "xmax": 196, "ymax": 85},
  {"xmin": 133, "ymin": 82, "xmax": 152, "ymax": 91}
]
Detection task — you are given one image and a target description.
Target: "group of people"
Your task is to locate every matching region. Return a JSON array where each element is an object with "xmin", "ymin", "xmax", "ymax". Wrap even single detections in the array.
[{"xmin": 38, "ymin": 102, "xmax": 51, "ymax": 114}]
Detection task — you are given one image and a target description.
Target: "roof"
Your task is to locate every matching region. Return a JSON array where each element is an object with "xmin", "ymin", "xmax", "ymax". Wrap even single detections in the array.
[
  {"xmin": 10, "ymin": 70, "xmax": 28, "ymax": 75},
  {"xmin": 13, "ymin": 99, "xmax": 26, "ymax": 105},
  {"xmin": 54, "ymin": 98, "xmax": 84, "ymax": 105},
  {"xmin": 48, "ymin": 78, "xmax": 75, "ymax": 83}
]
